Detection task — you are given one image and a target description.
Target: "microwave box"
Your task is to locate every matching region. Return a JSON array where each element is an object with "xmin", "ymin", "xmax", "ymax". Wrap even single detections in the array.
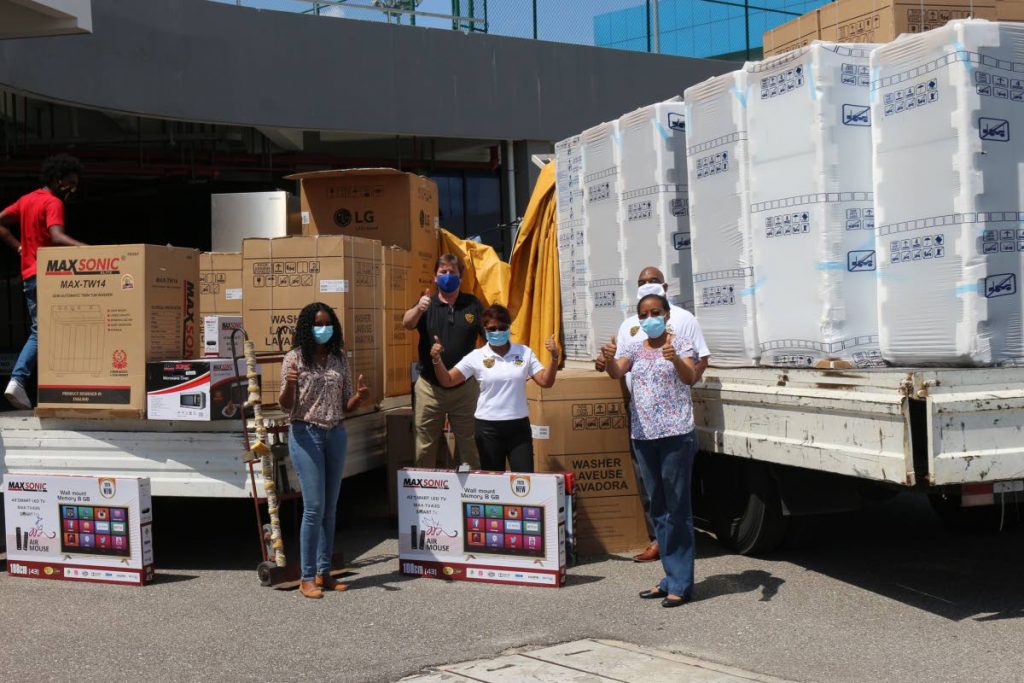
[
  {"xmin": 3, "ymin": 473, "xmax": 154, "ymax": 586},
  {"xmin": 202, "ymin": 314, "xmax": 244, "ymax": 359},
  {"xmin": 146, "ymin": 358, "xmax": 257, "ymax": 421},
  {"xmin": 36, "ymin": 244, "xmax": 200, "ymax": 416}
]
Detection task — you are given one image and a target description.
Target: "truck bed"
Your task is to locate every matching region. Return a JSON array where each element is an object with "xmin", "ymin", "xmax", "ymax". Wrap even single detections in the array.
[
  {"xmin": 0, "ymin": 398, "xmax": 409, "ymax": 497},
  {"xmin": 694, "ymin": 366, "xmax": 1024, "ymax": 487}
]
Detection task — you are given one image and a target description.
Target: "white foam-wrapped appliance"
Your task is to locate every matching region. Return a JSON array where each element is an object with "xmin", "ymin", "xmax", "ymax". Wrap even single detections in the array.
[
  {"xmin": 872, "ymin": 20, "xmax": 1024, "ymax": 365},
  {"xmin": 618, "ymin": 98, "xmax": 695, "ymax": 311},
  {"xmin": 580, "ymin": 121, "xmax": 629, "ymax": 352},
  {"xmin": 747, "ymin": 42, "xmax": 883, "ymax": 368},
  {"xmin": 685, "ymin": 71, "xmax": 760, "ymax": 366},
  {"xmin": 554, "ymin": 134, "xmax": 592, "ymax": 359}
]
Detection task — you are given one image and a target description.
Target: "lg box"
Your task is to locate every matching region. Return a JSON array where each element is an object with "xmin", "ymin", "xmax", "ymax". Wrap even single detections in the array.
[{"xmin": 3, "ymin": 474, "xmax": 154, "ymax": 586}]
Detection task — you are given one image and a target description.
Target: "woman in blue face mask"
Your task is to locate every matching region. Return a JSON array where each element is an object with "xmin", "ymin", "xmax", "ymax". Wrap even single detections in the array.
[
  {"xmin": 430, "ymin": 304, "xmax": 559, "ymax": 472},
  {"xmin": 601, "ymin": 293, "xmax": 699, "ymax": 608},
  {"xmin": 279, "ymin": 302, "xmax": 369, "ymax": 599}
]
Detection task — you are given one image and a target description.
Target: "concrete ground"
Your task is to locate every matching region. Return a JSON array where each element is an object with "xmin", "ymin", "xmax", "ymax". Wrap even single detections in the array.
[{"xmin": 1, "ymin": 469, "xmax": 1023, "ymax": 682}]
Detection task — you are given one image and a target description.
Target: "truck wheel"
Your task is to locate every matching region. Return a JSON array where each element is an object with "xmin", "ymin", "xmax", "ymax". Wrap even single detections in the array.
[{"xmin": 708, "ymin": 458, "xmax": 788, "ymax": 556}]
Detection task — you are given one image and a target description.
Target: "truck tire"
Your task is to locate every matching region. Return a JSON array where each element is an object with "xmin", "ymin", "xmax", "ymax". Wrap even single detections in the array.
[{"xmin": 708, "ymin": 458, "xmax": 788, "ymax": 556}]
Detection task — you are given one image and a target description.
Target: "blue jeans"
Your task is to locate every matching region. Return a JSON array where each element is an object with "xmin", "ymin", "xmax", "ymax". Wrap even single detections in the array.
[
  {"xmin": 632, "ymin": 432, "xmax": 697, "ymax": 598},
  {"xmin": 11, "ymin": 276, "xmax": 37, "ymax": 384},
  {"xmin": 289, "ymin": 421, "xmax": 348, "ymax": 581}
]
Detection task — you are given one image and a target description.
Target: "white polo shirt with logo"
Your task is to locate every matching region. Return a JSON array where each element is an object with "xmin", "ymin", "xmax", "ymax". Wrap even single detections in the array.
[{"xmin": 455, "ymin": 342, "xmax": 544, "ymax": 421}]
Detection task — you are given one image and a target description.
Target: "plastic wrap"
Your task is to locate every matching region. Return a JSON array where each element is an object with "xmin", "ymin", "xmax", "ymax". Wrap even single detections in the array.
[
  {"xmin": 872, "ymin": 20, "xmax": 1024, "ymax": 365},
  {"xmin": 618, "ymin": 97, "xmax": 695, "ymax": 311},
  {"xmin": 685, "ymin": 70, "xmax": 760, "ymax": 366},
  {"xmin": 747, "ymin": 42, "xmax": 883, "ymax": 368}
]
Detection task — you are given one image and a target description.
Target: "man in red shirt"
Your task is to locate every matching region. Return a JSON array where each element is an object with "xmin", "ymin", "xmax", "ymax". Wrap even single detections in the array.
[{"xmin": 0, "ymin": 154, "xmax": 87, "ymax": 409}]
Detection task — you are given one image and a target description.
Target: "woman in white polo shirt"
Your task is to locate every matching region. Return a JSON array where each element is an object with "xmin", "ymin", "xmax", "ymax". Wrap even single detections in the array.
[{"xmin": 430, "ymin": 304, "xmax": 559, "ymax": 472}]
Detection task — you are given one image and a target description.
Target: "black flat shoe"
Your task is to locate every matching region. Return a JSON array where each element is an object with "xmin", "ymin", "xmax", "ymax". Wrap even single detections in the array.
[
  {"xmin": 639, "ymin": 588, "xmax": 668, "ymax": 599},
  {"xmin": 661, "ymin": 596, "xmax": 688, "ymax": 608}
]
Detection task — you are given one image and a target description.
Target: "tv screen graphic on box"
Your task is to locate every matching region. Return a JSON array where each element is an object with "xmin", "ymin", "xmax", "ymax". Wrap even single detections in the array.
[
  {"xmin": 462, "ymin": 502, "xmax": 545, "ymax": 558},
  {"xmin": 59, "ymin": 504, "xmax": 131, "ymax": 558}
]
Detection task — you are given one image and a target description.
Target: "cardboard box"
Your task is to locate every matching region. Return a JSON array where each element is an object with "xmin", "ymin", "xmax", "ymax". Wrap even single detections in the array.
[
  {"xmin": 763, "ymin": 0, "xmax": 998, "ymax": 55},
  {"xmin": 762, "ymin": 10, "xmax": 822, "ymax": 57},
  {"xmin": 386, "ymin": 408, "xmax": 416, "ymax": 515},
  {"xmin": 527, "ymin": 370, "xmax": 649, "ymax": 555},
  {"xmin": 381, "ymin": 246, "xmax": 417, "ymax": 397},
  {"xmin": 286, "ymin": 168, "xmax": 439, "ymax": 293},
  {"xmin": 4, "ymin": 474, "xmax": 154, "ymax": 586},
  {"xmin": 36, "ymin": 244, "xmax": 200, "ymax": 416},
  {"xmin": 198, "ymin": 252, "xmax": 243, "ymax": 317},
  {"xmin": 202, "ymin": 315, "xmax": 244, "ymax": 358},
  {"xmin": 241, "ymin": 235, "xmax": 383, "ymax": 409},
  {"xmin": 996, "ymin": 0, "xmax": 1024, "ymax": 20},
  {"xmin": 397, "ymin": 469, "xmax": 567, "ymax": 587},
  {"xmin": 146, "ymin": 358, "xmax": 257, "ymax": 421}
]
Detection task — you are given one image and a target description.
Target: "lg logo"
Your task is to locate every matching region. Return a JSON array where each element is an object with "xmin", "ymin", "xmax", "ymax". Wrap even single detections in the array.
[{"xmin": 334, "ymin": 209, "xmax": 375, "ymax": 228}]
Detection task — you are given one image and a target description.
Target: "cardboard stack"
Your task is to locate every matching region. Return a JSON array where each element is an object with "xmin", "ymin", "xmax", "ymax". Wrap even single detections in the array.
[
  {"xmin": 241, "ymin": 235, "xmax": 383, "ymax": 409},
  {"xmin": 285, "ymin": 168, "xmax": 440, "ymax": 397},
  {"xmin": 286, "ymin": 168, "xmax": 438, "ymax": 293},
  {"xmin": 36, "ymin": 244, "xmax": 199, "ymax": 417},
  {"xmin": 198, "ymin": 252, "xmax": 243, "ymax": 358},
  {"xmin": 527, "ymin": 370, "xmax": 649, "ymax": 555},
  {"xmin": 381, "ymin": 246, "xmax": 417, "ymax": 397},
  {"xmin": 763, "ymin": 0, "xmax": 1000, "ymax": 56}
]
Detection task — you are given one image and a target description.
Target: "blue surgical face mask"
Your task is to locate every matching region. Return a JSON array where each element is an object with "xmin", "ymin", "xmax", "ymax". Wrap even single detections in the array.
[
  {"xmin": 312, "ymin": 325, "xmax": 333, "ymax": 345},
  {"xmin": 485, "ymin": 329, "xmax": 511, "ymax": 346},
  {"xmin": 640, "ymin": 315, "xmax": 666, "ymax": 339},
  {"xmin": 436, "ymin": 272, "xmax": 461, "ymax": 293}
]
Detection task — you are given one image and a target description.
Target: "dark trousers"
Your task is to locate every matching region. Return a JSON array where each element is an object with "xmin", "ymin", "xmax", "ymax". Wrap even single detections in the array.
[
  {"xmin": 633, "ymin": 432, "xmax": 698, "ymax": 598},
  {"xmin": 475, "ymin": 417, "xmax": 534, "ymax": 473}
]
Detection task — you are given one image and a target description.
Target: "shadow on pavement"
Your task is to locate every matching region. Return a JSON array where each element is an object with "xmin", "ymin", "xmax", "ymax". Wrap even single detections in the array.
[
  {"xmin": 765, "ymin": 493, "xmax": 1024, "ymax": 622},
  {"xmin": 693, "ymin": 569, "xmax": 785, "ymax": 603}
]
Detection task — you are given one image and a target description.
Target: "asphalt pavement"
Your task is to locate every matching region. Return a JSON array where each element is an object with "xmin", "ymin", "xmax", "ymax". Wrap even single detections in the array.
[{"xmin": 1, "ymin": 469, "xmax": 1023, "ymax": 682}]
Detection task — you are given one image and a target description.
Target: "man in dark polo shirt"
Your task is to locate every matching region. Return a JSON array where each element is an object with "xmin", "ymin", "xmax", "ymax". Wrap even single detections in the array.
[{"xmin": 403, "ymin": 254, "xmax": 483, "ymax": 468}]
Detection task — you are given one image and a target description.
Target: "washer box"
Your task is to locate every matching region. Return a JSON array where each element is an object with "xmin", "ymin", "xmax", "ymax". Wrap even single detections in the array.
[
  {"xmin": 145, "ymin": 359, "xmax": 256, "ymax": 421},
  {"xmin": 3, "ymin": 474, "xmax": 154, "ymax": 586}
]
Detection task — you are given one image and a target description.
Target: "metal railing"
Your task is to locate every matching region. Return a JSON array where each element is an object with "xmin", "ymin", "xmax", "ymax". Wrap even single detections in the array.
[{"xmin": 216, "ymin": 0, "xmax": 823, "ymax": 61}]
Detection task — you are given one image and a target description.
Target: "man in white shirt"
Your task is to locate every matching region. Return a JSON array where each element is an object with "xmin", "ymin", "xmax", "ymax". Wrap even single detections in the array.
[{"xmin": 595, "ymin": 266, "xmax": 710, "ymax": 563}]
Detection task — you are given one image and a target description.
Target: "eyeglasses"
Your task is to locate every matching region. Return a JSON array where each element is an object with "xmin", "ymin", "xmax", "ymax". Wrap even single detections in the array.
[{"xmin": 484, "ymin": 325, "xmax": 510, "ymax": 332}]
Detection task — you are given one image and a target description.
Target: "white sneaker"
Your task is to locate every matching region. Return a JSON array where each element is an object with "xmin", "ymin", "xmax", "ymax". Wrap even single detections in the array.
[{"xmin": 4, "ymin": 379, "xmax": 31, "ymax": 410}]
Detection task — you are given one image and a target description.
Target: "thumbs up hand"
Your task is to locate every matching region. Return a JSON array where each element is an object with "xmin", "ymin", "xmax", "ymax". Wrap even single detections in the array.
[
  {"xmin": 417, "ymin": 288, "xmax": 432, "ymax": 312},
  {"xmin": 356, "ymin": 374, "xmax": 370, "ymax": 398},
  {"xmin": 601, "ymin": 335, "xmax": 617, "ymax": 363},
  {"xmin": 430, "ymin": 335, "xmax": 444, "ymax": 361}
]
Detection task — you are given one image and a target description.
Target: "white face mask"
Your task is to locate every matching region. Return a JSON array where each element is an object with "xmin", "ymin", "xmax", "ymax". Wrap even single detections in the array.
[{"xmin": 637, "ymin": 282, "xmax": 666, "ymax": 300}]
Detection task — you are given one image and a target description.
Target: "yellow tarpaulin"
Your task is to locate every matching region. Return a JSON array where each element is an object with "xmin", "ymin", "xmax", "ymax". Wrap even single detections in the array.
[
  {"xmin": 508, "ymin": 162, "xmax": 562, "ymax": 363},
  {"xmin": 437, "ymin": 228, "xmax": 510, "ymax": 308}
]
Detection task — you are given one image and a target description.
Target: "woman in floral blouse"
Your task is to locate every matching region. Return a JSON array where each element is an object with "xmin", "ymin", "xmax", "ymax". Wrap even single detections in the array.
[
  {"xmin": 280, "ymin": 302, "xmax": 369, "ymax": 599},
  {"xmin": 602, "ymin": 292, "xmax": 698, "ymax": 608}
]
